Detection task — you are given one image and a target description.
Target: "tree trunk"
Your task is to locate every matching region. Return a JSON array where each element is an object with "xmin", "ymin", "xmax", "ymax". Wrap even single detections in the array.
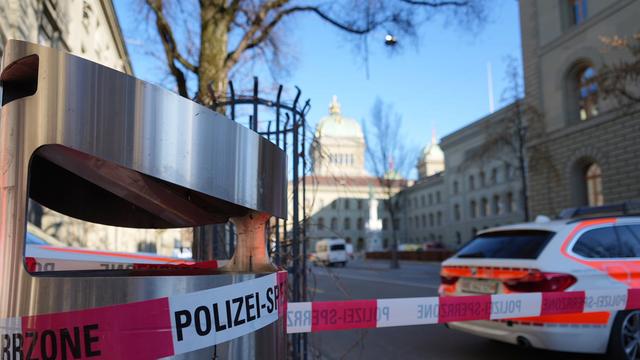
[{"xmin": 198, "ymin": 0, "xmax": 230, "ymax": 106}]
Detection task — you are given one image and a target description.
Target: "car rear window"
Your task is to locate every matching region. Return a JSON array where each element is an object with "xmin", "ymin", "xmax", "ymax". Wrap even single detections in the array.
[
  {"xmin": 456, "ymin": 230, "xmax": 555, "ymax": 259},
  {"xmin": 330, "ymin": 244, "xmax": 345, "ymax": 251}
]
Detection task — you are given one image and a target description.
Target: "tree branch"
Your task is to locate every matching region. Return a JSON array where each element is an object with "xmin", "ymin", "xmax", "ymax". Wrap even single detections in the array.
[
  {"xmin": 146, "ymin": 0, "xmax": 199, "ymax": 75},
  {"xmin": 400, "ymin": 0, "xmax": 469, "ymax": 6}
]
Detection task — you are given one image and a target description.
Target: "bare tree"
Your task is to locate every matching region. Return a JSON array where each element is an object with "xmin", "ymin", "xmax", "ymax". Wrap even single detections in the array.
[
  {"xmin": 597, "ymin": 33, "xmax": 640, "ymax": 107},
  {"xmin": 364, "ymin": 98, "xmax": 412, "ymax": 269},
  {"xmin": 140, "ymin": 0, "xmax": 487, "ymax": 105},
  {"xmin": 462, "ymin": 56, "xmax": 544, "ymax": 221}
]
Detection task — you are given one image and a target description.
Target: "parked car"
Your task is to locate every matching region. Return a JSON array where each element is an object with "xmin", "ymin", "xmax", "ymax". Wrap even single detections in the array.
[
  {"xmin": 315, "ymin": 238, "xmax": 348, "ymax": 267},
  {"xmin": 440, "ymin": 203, "xmax": 640, "ymax": 360}
]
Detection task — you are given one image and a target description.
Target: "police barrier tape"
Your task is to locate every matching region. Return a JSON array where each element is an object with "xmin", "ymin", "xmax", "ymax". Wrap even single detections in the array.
[
  {"xmin": 2, "ymin": 279, "xmax": 637, "ymax": 359},
  {"xmin": 0, "ymin": 271, "xmax": 287, "ymax": 360},
  {"xmin": 286, "ymin": 288, "xmax": 639, "ymax": 333}
]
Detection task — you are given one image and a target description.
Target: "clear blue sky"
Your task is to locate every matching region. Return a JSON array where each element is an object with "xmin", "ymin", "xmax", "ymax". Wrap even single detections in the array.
[{"xmin": 114, "ymin": 1, "xmax": 522, "ymax": 164}]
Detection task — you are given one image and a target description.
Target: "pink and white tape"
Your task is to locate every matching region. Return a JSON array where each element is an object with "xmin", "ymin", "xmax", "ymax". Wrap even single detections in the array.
[
  {"xmin": 0, "ymin": 272, "xmax": 287, "ymax": 360},
  {"xmin": 286, "ymin": 288, "xmax": 637, "ymax": 333}
]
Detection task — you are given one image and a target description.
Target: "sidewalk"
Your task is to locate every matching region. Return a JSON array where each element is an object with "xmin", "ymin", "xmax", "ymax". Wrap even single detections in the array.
[{"xmin": 341, "ymin": 258, "xmax": 442, "ymax": 271}]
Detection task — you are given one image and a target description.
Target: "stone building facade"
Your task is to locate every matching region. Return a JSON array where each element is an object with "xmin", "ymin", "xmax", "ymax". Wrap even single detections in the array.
[
  {"xmin": 440, "ymin": 104, "xmax": 526, "ymax": 247},
  {"xmin": 0, "ymin": 0, "xmax": 131, "ymax": 74},
  {"xmin": 520, "ymin": 0, "xmax": 640, "ymax": 216}
]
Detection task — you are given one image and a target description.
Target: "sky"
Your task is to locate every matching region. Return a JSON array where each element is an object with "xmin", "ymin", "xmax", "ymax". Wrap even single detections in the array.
[{"xmin": 114, "ymin": 1, "xmax": 522, "ymax": 173}]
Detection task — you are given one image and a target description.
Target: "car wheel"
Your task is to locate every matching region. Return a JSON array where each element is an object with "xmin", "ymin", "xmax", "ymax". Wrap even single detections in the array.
[{"xmin": 609, "ymin": 310, "xmax": 640, "ymax": 360}]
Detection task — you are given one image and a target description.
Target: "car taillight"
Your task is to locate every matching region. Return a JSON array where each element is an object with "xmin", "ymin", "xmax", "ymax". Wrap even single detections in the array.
[
  {"xmin": 440, "ymin": 275, "xmax": 459, "ymax": 285},
  {"xmin": 503, "ymin": 271, "xmax": 577, "ymax": 293}
]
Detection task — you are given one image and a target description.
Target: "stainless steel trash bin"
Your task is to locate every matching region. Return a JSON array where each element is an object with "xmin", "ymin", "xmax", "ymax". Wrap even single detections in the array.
[{"xmin": 0, "ymin": 40, "xmax": 287, "ymax": 359}]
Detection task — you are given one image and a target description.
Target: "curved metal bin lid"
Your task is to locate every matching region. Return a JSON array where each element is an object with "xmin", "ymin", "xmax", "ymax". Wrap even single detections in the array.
[{"xmin": 0, "ymin": 40, "xmax": 287, "ymax": 227}]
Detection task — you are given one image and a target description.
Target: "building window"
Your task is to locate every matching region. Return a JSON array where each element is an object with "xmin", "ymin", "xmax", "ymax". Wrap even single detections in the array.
[
  {"xmin": 437, "ymin": 211, "xmax": 442, "ymax": 226},
  {"xmin": 428, "ymin": 193, "xmax": 433, "ymax": 205},
  {"xmin": 454, "ymin": 204, "xmax": 461, "ymax": 221},
  {"xmin": 506, "ymin": 192, "xmax": 514, "ymax": 213},
  {"xmin": 577, "ymin": 66, "xmax": 599, "ymax": 121},
  {"xmin": 421, "ymin": 195, "xmax": 426, "ymax": 207},
  {"xmin": 479, "ymin": 171, "xmax": 486, "ymax": 187},
  {"xmin": 318, "ymin": 217, "xmax": 325, "ymax": 230},
  {"xmin": 470, "ymin": 200, "xmax": 477, "ymax": 218},
  {"xmin": 357, "ymin": 217, "xmax": 364, "ymax": 230},
  {"xmin": 393, "ymin": 219, "xmax": 400, "ymax": 231},
  {"xmin": 481, "ymin": 198, "xmax": 489, "ymax": 217},
  {"xmin": 586, "ymin": 163, "xmax": 604, "ymax": 206},
  {"xmin": 421, "ymin": 214, "xmax": 426, "ymax": 228},
  {"xmin": 453, "ymin": 181, "xmax": 459, "ymax": 194},
  {"xmin": 358, "ymin": 238, "xmax": 365, "ymax": 251},
  {"xmin": 429, "ymin": 213, "xmax": 434, "ymax": 227},
  {"xmin": 409, "ymin": 217, "xmax": 413, "ymax": 229},
  {"xmin": 415, "ymin": 216, "xmax": 420, "ymax": 229},
  {"xmin": 344, "ymin": 199, "xmax": 350, "ymax": 210},
  {"xmin": 331, "ymin": 201, "xmax": 337, "ymax": 209},
  {"xmin": 469, "ymin": 175, "xmax": 475, "ymax": 191},
  {"xmin": 357, "ymin": 199, "xmax": 363, "ymax": 210},
  {"xmin": 344, "ymin": 218, "xmax": 351, "ymax": 230},
  {"xmin": 331, "ymin": 217, "xmax": 338, "ymax": 231},
  {"xmin": 383, "ymin": 218, "xmax": 388, "ymax": 230},
  {"xmin": 505, "ymin": 164, "xmax": 513, "ymax": 180},
  {"xmin": 491, "ymin": 168, "xmax": 498, "ymax": 185},
  {"xmin": 436, "ymin": 192, "xmax": 441, "ymax": 204},
  {"xmin": 492, "ymin": 195, "xmax": 501, "ymax": 215},
  {"xmin": 456, "ymin": 232, "xmax": 462, "ymax": 245},
  {"xmin": 568, "ymin": 0, "xmax": 588, "ymax": 26}
]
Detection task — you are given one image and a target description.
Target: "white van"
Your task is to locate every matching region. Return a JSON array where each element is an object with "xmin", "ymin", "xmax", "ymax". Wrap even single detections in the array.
[{"xmin": 315, "ymin": 238, "xmax": 348, "ymax": 267}]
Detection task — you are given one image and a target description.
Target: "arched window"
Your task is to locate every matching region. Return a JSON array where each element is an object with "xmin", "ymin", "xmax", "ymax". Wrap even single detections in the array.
[
  {"xmin": 577, "ymin": 66, "xmax": 599, "ymax": 121},
  {"xmin": 317, "ymin": 217, "xmax": 325, "ymax": 230},
  {"xmin": 586, "ymin": 163, "xmax": 604, "ymax": 206}
]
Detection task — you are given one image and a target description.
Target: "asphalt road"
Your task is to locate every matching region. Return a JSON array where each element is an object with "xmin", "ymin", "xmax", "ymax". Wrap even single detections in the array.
[{"xmin": 305, "ymin": 259, "xmax": 605, "ymax": 360}]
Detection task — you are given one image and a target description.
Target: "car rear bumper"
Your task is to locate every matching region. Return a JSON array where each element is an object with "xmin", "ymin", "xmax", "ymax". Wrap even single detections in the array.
[{"xmin": 448, "ymin": 320, "xmax": 610, "ymax": 354}]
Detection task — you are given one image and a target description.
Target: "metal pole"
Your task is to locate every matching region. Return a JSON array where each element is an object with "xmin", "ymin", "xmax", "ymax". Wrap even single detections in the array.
[
  {"xmin": 252, "ymin": 77, "xmax": 259, "ymax": 131},
  {"xmin": 300, "ymin": 98, "xmax": 309, "ymax": 360},
  {"xmin": 275, "ymin": 85, "xmax": 283, "ymax": 267}
]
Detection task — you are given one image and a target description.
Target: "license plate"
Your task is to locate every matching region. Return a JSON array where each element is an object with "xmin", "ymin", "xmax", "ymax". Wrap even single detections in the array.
[{"xmin": 460, "ymin": 278, "xmax": 499, "ymax": 294}]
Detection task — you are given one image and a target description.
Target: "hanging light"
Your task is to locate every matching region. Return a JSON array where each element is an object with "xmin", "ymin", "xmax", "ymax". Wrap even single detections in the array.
[{"xmin": 384, "ymin": 34, "xmax": 397, "ymax": 46}]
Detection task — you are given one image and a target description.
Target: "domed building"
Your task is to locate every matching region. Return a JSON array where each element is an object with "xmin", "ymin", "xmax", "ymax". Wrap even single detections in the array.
[
  {"xmin": 311, "ymin": 96, "xmax": 367, "ymax": 177},
  {"xmin": 299, "ymin": 96, "xmax": 407, "ymax": 252},
  {"xmin": 417, "ymin": 130, "xmax": 445, "ymax": 179}
]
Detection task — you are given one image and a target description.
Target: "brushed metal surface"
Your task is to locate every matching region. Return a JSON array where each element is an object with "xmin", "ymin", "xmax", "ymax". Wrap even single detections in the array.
[{"xmin": 0, "ymin": 40, "xmax": 287, "ymax": 359}]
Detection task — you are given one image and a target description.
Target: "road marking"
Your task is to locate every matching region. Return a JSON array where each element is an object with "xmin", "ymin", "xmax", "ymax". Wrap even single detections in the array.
[{"xmin": 314, "ymin": 271, "xmax": 440, "ymax": 290}]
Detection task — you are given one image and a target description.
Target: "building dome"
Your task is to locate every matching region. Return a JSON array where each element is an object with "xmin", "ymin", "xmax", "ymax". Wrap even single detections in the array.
[
  {"xmin": 417, "ymin": 130, "xmax": 445, "ymax": 179},
  {"xmin": 421, "ymin": 132, "xmax": 444, "ymax": 163},
  {"xmin": 315, "ymin": 96, "xmax": 364, "ymax": 138}
]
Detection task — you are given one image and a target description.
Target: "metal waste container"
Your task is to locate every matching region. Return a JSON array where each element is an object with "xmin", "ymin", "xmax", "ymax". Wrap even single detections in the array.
[{"xmin": 0, "ymin": 40, "xmax": 287, "ymax": 359}]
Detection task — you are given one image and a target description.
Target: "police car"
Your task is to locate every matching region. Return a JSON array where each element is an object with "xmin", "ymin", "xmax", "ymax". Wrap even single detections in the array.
[{"xmin": 440, "ymin": 203, "xmax": 640, "ymax": 360}]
